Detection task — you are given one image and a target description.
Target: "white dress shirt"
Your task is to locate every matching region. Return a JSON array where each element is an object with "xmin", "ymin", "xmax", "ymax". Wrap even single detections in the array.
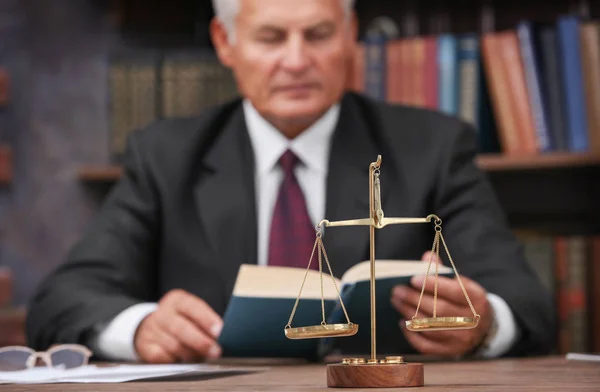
[
  {"xmin": 243, "ymin": 99, "xmax": 339, "ymax": 266},
  {"xmin": 89, "ymin": 100, "xmax": 518, "ymax": 361}
]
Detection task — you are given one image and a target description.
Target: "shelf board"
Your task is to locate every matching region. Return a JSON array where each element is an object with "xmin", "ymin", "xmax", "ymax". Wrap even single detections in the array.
[
  {"xmin": 0, "ymin": 145, "xmax": 12, "ymax": 184},
  {"xmin": 476, "ymin": 152, "xmax": 600, "ymax": 171},
  {"xmin": 77, "ymin": 152, "xmax": 600, "ymax": 182}
]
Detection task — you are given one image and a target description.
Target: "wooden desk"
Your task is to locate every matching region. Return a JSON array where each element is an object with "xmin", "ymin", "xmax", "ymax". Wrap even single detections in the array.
[{"xmin": 1, "ymin": 356, "xmax": 598, "ymax": 391}]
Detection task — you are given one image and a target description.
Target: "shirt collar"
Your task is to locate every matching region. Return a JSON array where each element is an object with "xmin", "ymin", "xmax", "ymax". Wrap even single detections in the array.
[{"xmin": 243, "ymin": 99, "xmax": 340, "ymax": 175}]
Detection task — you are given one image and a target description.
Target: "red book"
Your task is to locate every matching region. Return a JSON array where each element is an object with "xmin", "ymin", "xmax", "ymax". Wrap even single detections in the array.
[
  {"xmin": 386, "ymin": 39, "xmax": 404, "ymax": 104},
  {"xmin": 554, "ymin": 237, "xmax": 570, "ymax": 354},
  {"xmin": 0, "ymin": 145, "xmax": 12, "ymax": 183},
  {"xmin": 423, "ymin": 37, "xmax": 438, "ymax": 109},
  {"xmin": 482, "ymin": 32, "xmax": 538, "ymax": 155},
  {"xmin": 589, "ymin": 236, "xmax": 600, "ymax": 352},
  {"xmin": 346, "ymin": 43, "xmax": 365, "ymax": 93},
  {"xmin": 0, "ymin": 68, "xmax": 8, "ymax": 106},
  {"xmin": 0, "ymin": 268, "xmax": 11, "ymax": 308}
]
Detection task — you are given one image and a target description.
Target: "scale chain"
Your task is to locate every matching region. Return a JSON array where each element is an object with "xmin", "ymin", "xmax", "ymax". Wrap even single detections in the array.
[
  {"xmin": 433, "ymin": 229, "xmax": 441, "ymax": 318},
  {"xmin": 414, "ymin": 230, "xmax": 440, "ymax": 320},
  {"xmin": 319, "ymin": 239, "xmax": 326, "ymax": 325},
  {"xmin": 319, "ymin": 239, "xmax": 353, "ymax": 325},
  {"xmin": 286, "ymin": 235, "xmax": 320, "ymax": 328},
  {"xmin": 286, "ymin": 232, "xmax": 353, "ymax": 328},
  {"xmin": 439, "ymin": 232, "xmax": 479, "ymax": 319}
]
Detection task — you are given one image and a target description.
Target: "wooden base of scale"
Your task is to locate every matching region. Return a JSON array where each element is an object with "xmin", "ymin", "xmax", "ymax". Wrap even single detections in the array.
[{"xmin": 327, "ymin": 359, "xmax": 424, "ymax": 388}]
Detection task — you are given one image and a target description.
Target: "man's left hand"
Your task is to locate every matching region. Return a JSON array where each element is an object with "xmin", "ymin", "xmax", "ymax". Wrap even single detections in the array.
[{"xmin": 390, "ymin": 252, "xmax": 493, "ymax": 357}]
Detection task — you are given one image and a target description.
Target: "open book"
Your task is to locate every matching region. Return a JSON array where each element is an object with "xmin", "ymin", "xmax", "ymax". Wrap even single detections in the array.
[{"xmin": 217, "ymin": 260, "xmax": 453, "ymax": 359}]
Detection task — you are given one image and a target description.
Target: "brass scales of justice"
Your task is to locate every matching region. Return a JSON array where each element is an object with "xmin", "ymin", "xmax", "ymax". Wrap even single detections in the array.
[{"xmin": 283, "ymin": 155, "xmax": 481, "ymax": 388}]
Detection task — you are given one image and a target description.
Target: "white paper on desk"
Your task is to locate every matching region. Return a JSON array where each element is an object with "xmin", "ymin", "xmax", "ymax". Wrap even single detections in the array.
[
  {"xmin": 0, "ymin": 363, "xmax": 267, "ymax": 384},
  {"xmin": 566, "ymin": 353, "xmax": 600, "ymax": 362}
]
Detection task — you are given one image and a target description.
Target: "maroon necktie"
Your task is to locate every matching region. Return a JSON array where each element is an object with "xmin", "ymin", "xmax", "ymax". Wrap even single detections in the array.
[{"xmin": 268, "ymin": 150, "xmax": 318, "ymax": 270}]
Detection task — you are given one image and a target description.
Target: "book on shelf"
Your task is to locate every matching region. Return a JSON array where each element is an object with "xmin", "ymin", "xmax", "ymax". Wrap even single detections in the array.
[
  {"xmin": 0, "ymin": 67, "xmax": 8, "ymax": 106},
  {"xmin": 0, "ymin": 267, "xmax": 12, "ymax": 308},
  {"xmin": 0, "ymin": 145, "xmax": 12, "ymax": 183},
  {"xmin": 580, "ymin": 21, "xmax": 600, "ymax": 153},
  {"xmin": 217, "ymin": 260, "xmax": 453, "ymax": 359},
  {"xmin": 108, "ymin": 51, "xmax": 161, "ymax": 161},
  {"xmin": 557, "ymin": 16, "xmax": 590, "ymax": 152}
]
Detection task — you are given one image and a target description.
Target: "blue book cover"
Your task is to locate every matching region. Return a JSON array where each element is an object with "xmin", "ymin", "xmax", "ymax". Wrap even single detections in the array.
[
  {"xmin": 517, "ymin": 21, "xmax": 552, "ymax": 152},
  {"xmin": 438, "ymin": 34, "xmax": 459, "ymax": 116},
  {"xmin": 537, "ymin": 26, "xmax": 569, "ymax": 151},
  {"xmin": 457, "ymin": 34, "xmax": 481, "ymax": 128},
  {"xmin": 363, "ymin": 33, "xmax": 387, "ymax": 101},
  {"xmin": 456, "ymin": 33, "xmax": 501, "ymax": 153},
  {"xmin": 218, "ymin": 261, "xmax": 453, "ymax": 359},
  {"xmin": 557, "ymin": 15, "xmax": 590, "ymax": 151},
  {"xmin": 476, "ymin": 46, "xmax": 501, "ymax": 154}
]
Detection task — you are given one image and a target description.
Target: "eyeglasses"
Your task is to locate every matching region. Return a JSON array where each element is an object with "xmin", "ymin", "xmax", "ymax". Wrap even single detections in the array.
[{"xmin": 0, "ymin": 344, "xmax": 92, "ymax": 371}]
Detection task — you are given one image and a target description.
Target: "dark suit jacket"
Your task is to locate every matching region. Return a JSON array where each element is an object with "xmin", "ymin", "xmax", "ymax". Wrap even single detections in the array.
[{"xmin": 26, "ymin": 92, "xmax": 556, "ymax": 357}]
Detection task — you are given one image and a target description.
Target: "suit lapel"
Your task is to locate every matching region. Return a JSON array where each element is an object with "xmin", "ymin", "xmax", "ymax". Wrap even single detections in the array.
[
  {"xmin": 193, "ymin": 106, "xmax": 257, "ymax": 292},
  {"xmin": 324, "ymin": 94, "xmax": 389, "ymax": 278}
]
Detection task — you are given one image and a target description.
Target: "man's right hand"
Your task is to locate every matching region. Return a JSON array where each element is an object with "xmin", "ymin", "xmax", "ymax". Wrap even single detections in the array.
[{"xmin": 134, "ymin": 289, "xmax": 223, "ymax": 363}]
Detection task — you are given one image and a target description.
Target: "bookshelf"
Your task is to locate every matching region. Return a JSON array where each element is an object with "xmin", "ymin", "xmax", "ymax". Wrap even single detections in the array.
[{"xmin": 77, "ymin": 152, "xmax": 600, "ymax": 182}]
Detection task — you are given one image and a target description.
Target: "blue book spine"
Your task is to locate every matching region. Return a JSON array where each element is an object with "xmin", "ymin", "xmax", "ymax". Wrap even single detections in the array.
[
  {"xmin": 438, "ymin": 34, "xmax": 459, "ymax": 116},
  {"xmin": 537, "ymin": 27, "xmax": 569, "ymax": 151},
  {"xmin": 557, "ymin": 16, "xmax": 589, "ymax": 151},
  {"xmin": 458, "ymin": 34, "xmax": 481, "ymax": 129},
  {"xmin": 364, "ymin": 34, "xmax": 387, "ymax": 101},
  {"xmin": 517, "ymin": 21, "xmax": 552, "ymax": 152}
]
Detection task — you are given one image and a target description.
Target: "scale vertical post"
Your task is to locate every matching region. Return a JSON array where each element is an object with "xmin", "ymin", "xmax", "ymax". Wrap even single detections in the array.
[{"xmin": 368, "ymin": 157, "xmax": 379, "ymax": 363}]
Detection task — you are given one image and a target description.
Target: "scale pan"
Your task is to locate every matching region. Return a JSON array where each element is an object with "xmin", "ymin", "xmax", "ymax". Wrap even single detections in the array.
[
  {"xmin": 285, "ymin": 323, "xmax": 359, "ymax": 339},
  {"xmin": 405, "ymin": 316, "xmax": 479, "ymax": 332}
]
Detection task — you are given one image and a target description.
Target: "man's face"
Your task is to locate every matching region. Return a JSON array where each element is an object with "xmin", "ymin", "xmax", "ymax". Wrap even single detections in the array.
[{"xmin": 212, "ymin": 0, "xmax": 357, "ymax": 132}]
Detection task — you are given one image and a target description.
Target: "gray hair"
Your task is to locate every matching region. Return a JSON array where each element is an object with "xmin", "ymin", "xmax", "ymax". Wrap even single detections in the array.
[{"xmin": 212, "ymin": 0, "xmax": 356, "ymax": 42}]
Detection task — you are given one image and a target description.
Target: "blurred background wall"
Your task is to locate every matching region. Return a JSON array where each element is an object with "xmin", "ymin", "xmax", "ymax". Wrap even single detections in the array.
[{"xmin": 0, "ymin": 0, "xmax": 112, "ymax": 305}]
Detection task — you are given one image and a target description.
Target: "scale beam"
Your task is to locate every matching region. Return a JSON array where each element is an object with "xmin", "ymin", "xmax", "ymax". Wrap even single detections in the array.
[{"xmin": 318, "ymin": 214, "xmax": 441, "ymax": 231}]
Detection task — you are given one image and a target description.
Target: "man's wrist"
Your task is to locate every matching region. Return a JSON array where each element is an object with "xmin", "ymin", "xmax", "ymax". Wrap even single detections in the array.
[
  {"xmin": 90, "ymin": 303, "xmax": 158, "ymax": 361},
  {"xmin": 473, "ymin": 293, "xmax": 520, "ymax": 358},
  {"xmin": 475, "ymin": 306, "xmax": 498, "ymax": 354}
]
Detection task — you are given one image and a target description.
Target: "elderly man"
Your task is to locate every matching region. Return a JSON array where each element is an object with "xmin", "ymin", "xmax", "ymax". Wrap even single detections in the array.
[{"xmin": 26, "ymin": 0, "xmax": 555, "ymax": 363}]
